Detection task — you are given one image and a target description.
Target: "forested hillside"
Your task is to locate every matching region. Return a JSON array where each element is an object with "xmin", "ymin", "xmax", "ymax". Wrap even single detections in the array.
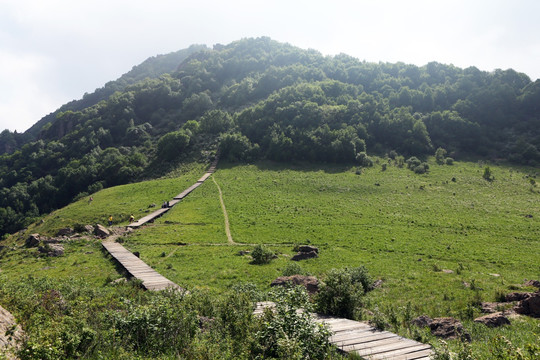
[{"xmin": 1, "ymin": 37, "xmax": 539, "ymax": 237}]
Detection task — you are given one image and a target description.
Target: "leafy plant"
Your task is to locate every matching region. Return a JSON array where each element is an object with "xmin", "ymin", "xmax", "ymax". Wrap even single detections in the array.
[{"xmin": 250, "ymin": 244, "xmax": 275, "ymax": 265}]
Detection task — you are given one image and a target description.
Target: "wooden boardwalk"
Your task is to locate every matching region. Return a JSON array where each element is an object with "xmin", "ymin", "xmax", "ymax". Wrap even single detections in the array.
[
  {"xmin": 102, "ymin": 241, "xmax": 183, "ymax": 291},
  {"xmin": 254, "ymin": 302, "xmax": 432, "ymax": 360},
  {"xmin": 127, "ymin": 159, "xmax": 218, "ymax": 228}
]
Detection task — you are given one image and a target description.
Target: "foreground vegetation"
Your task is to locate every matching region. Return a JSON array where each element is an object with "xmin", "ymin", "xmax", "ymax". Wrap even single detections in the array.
[{"xmin": 1, "ymin": 157, "xmax": 539, "ymax": 358}]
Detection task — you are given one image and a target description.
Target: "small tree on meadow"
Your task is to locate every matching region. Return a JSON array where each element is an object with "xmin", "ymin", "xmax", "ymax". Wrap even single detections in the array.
[
  {"xmin": 435, "ymin": 147, "xmax": 447, "ymax": 165},
  {"xmin": 483, "ymin": 166, "xmax": 494, "ymax": 181}
]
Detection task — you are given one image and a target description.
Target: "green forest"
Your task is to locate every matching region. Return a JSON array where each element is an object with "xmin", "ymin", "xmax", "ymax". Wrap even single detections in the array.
[{"xmin": 1, "ymin": 37, "xmax": 540, "ymax": 237}]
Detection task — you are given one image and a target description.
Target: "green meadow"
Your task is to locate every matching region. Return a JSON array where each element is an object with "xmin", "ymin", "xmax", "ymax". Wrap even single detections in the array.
[{"xmin": 2, "ymin": 158, "xmax": 539, "ymax": 357}]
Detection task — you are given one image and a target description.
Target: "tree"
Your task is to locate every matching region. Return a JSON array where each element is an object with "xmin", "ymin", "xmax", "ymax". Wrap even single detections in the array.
[
  {"xmin": 435, "ymin": 147, "xmax": 447, "ymax": 165},
  {"xmin": 157, "ymin": 130, "xmax": 190, "ymax": 161}
]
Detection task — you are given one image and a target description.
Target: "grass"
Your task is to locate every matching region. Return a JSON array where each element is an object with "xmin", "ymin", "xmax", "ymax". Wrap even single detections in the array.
[{"xmin": 1, "ymin": 157, "xmax": 539, "ymax": 357}]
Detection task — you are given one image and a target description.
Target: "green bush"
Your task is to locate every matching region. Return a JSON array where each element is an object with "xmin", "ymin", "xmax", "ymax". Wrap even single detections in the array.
[
  {"xmin": 250, "ymin": 244, "xmax": 275, "ymax": 264},
  {"xmin": 316, "ymin": 266, "xmax": 373, "ymax": 319},
  {"xmin": 282, "ymin": 262, "xmax": 305, "ymax": 276},
  {"xmin": 255, "ymin": 286, "xmax": 336, "ymax": 360}
]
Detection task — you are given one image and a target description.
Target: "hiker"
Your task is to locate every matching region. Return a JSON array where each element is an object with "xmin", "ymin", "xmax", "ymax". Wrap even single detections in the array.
[
  {"xmin": 108, "ymin": 215, "xmax": 113, "ymax": 226},
  {"xmin": 162, "ymin": 201, "xmax": 167, "ymax": 208},
  {"xmin": 88, "ymin": 196, "xmax": 93, "ymax": 204},
  {"xmin": 166, "ymin": 201, "xmax": 170, "ymax": 207},
  {"xmin": 129, "ymin": 214, "xmax": 134, "ymax": 223}
]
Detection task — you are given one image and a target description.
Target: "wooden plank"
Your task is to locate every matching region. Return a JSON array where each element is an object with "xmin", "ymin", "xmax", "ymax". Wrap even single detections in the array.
[
  {"xmin": 366, "ymin": 344, "xmax": 432, "ymax": 360},
  {"xmin": 333, "ymin": 332, "xmax": 400, "ymax": 347},
  {"xmin": 349, "ymin": 339, "xmax": 425, "ymax": 357},
  {"xmin": 330, "ymin": 327, "xmax": 385, "ymax": 341}
]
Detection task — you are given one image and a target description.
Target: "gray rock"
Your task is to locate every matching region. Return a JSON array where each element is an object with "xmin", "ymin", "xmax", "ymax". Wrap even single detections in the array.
[
  {"xmin": 411, "ymin": 315, "xmax": 433, "ymax": 328},
  {"xmin": 84, "ymin": 225, "xmax": 94, "ymax": 233},
  {"xmin": 291, "ymin": 250, "xmax": 318, "ymax": 261},
  {"xmin": 25, "ymin": 233, "xmax": 41, "ymax": 247},
  {"xmin": 297, "ymin": 245, "xmax": 319, "ymax": 254},
  {"xmin": 515, "ymin": 292, "xmax": 540, "ymax": 317},
  {"xmin": 56, "ymin": 227, "xmax": 73, "ymax": 236},
  {"xmin": 429, "ymin": 317, "xmax": 471, "ymax": 341},
  {"xmin": 94, "ymin": 224, "xmax": 110, "ymax": 238},
  {"xmin": 0, "ymin": 305, "xmax": 25, "ymax": 357},
  {"xmin": 505, "ymin": 292, "xmax": 533, "ymax": 302},
  {"xmin": 38, "ymin": 243, "xmax": 64, "ymax": 257},
  {"xmin": 524, "ymin": 279, "xmax": 540, "ymax": 289},
  {"xmin": 474, "ymin": 312, "xmax": 511, "ymax": 327}
]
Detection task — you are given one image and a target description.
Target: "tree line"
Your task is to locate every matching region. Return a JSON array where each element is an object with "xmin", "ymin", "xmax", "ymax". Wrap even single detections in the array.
[{"xmin": 1, "ymin": 37, "xmax": 539, "ymax": 237}]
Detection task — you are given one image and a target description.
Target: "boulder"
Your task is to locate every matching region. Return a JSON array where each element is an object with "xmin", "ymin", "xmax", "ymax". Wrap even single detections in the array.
[
  {"xmin": 481, "ymin": 302, "xmax": 503, "ymax": 314},
  {"xmin": 271, "ymin": 275, "xmax": 320, "ymax": 295},
  {"xmin": 0, "ymin": 305, "xmax": 25, "ymax": 358},
  {"xmin": 297, "ymin": 245, "xmax": 319, "ymax": 254},
  {"xmin": 505, "ymin": 292, "xmax": 532, "ymax": 302},
  {"xmin": 474, "ymin": 312, "xmax": 511, "ymax": 327},
  {"xmin": 524, "ymin": 279, "xmax": 540, "ymax": 289},
  {"xmin": 84, "ymin": 225, "xmax": 94, "ymax": 233},
  {"xmin": 291, "ymin": 250, "xmax": 318, "ymax": 261},
  {"xmin": 56, "ymin": 227, "xmax": 73, "ymax": 236},
  {"xmin": 429, "ymin": 317, "xmax": 471, "ymax": 341},
  {"xmin": 411, "ymin": 315, "xmax": 433, "ymax": 328},
  {"xmin": 38, "ymin": 243, "xmax": 64, "ymax": 257},
  {"xmin": 94, "ymin": 224, "xmax": 110, "ymax": 238},
  {"xmin": 372, "ymin": 279, "xmax": 384, "ymax": 288},
  {"xmin": 25, "ymin": 233, "xmax": 41, "ymax": 247},
  {"xmin": 515, "ymin": 293, "xmax": 540, "ymax": 317}
]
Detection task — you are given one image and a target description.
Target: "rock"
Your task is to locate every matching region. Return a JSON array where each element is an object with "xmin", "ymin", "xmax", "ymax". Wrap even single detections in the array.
[
  {"xmin": 489, "ymin": 273, "xmax": 501, "ymax": 277},
  {"xmin": 25, "ymin": 233, "xmax": 41, "ymax": 247},
  {"xmin": 56, "ymin": 227, "xmax": 73, "ymax": 236},
  {"xmin": 474, "ymin": 312, "xmax": 511, "ymax": 327},
  {"xmin": 237, "ymin": 250, "xmax": 251, "ymax": 256},
  {"xmin": 297, "ymin": 245, "xmax": 319, "ymax": 254},
  {"xmin": 291, "ymin": 250, "xmax": 318, "ymax": 261},
  {"xmin": 94, "ymin": 224, "xmax": 110, "ymax": 238},
  {"xmin": 481, "ymin": 302, "xmax": 503, "ymax": 314},
  {"xmin": 429, "ymin": 317, "xmax": 471, "ymax": 341},
  {"xmin": 524, "ymin": 279, "xmax": 540, "ymax": 289},
  {"xmin": 411, "ymin": 315, "xmax": 433, "ymax": 328},
  {"xmin": 515, "ymin": 293, "xmax": 540, "ymax": 317},
  {"xmin": 38, "ymin": 243, "xmax": 64, "ymax": 257},
  {"xmin": 462, "ymin": 281, "xmax": 470, "ymax": 288},
  {"xmin": 372, "ymin": 279, "xmax": 384, "ymax": 288},
  {"xmin": 0, "ymin": 305, "xmax": 25, "ymax": 358},
  {"xmin": 505, "ymin": 292, "xmax": 532, "ymax": 302},
  {"xmin": 271, "ymin": 275, "xmax": 320, "ymax": 295},
  {"xmin": 84, "ymin": 225, "xmax": 94, "ymax": 233},
  {"xmin": 442, "ymin": 269, "xmax": 454, "ymax": 274}
]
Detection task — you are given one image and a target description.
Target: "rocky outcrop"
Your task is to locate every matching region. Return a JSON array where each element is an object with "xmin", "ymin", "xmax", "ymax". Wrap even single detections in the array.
[
  {"xmin": 56, "ymin": 227, "xmax": 74, "ymax": 236},
  {"xmin": 291, "ymin": 245, "xmax": 319, "ymax": 261},
  {"xmin": 412, "ymin": 316, "xmax": 470, "ymax": 341},
  {"xmin": 515, "ymin": 292, "xmax": 540, "ymax": 317},
  {"xmin": 505, "ymin": 292, "xmax": 532, "ymax": 302},
  {"xmin": 429, "ymin": 317, "xmax": 471, "ymax": 341},
  {"xmin": 271, "ymin": 275, "xmax": 320, "ymax": 294},
  {"xmin": 94, "ymin": 224, "xmax": 110, "ymax": 238},
  {"xmin": 524, "ymin": 279, "xmax": 540, "ymax": 289},
  {"xmin": 474, "ymin": 312, "xmax": 511, "ymax": 327},
  {"xmin": 38, "ymin": 243, "xmax": 65, "ymax": 257},
  {"xmin": 25, "ymin": 233, "xmax": 41, "ymax": 247},
  {"xmin": 0, "ymin": 305, "xmax": 25, "ymax": 359}
]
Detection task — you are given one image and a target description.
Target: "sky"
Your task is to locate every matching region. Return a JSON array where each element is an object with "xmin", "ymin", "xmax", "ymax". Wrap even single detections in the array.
[{"xmin": 1, "ymin": 0, "xmax": 539, "ymax": 132}]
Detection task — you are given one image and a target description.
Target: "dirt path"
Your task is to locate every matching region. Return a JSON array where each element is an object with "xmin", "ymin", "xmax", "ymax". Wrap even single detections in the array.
[{"xmin": 212, "ymin": 176, "xmax": 236, "ymax": 245}]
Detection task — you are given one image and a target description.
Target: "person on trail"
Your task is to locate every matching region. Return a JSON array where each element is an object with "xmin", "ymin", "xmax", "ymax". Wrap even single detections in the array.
[
  {"xmin": 88, "ymin": 196, "xmax": 93, "ymax": 204},
  {"xmin": 129, "ymin": 214, "xmax": 134, "ymax": 223},
  {"xmin": 108, "ymin": 215, "xmax": 113, "ymax": 226}
]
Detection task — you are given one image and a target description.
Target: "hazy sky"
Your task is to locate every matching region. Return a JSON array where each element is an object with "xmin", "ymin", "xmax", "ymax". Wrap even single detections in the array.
[{"xmin": 1, "ymin": 0, "xmax": 539, "ymax": 132}]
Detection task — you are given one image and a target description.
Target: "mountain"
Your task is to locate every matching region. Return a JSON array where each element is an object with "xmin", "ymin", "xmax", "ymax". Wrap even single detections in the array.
[{"xmin": 0, "ymin": 36, "xmax": 539, "ymax": 237}]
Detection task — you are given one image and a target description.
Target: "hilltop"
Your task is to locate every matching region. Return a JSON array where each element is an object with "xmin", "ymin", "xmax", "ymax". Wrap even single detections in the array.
[{"xmin": 1, "ymin": 37, "xmax": 540, "ymax": 237}]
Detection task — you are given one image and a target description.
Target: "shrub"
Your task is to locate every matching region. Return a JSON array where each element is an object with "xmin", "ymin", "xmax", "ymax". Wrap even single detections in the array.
[
  {"xmin": 406, "ymin": 156, "xmax": 422, "ymax": 169},
  {"xmin": 483, "ymin": 166, "xmax": 494, "ymax": 181},
  {"xmin": 445, "ymin": 157, "xmax": 454, "ymax": 165},
  {"xmin": 435, "ymin": 147, "xmax": 447, "ymax": 165},
  {"xmin": 414, "ymin": 163, "xmax": 429, "ymax": 174},
  {"xmin": 282, "ymin": 263, "xmax": 305, "ymax": 277},
  {"xmin": 251, "ymin": 244, "xmax": 275, "ymax": 265},
  {"xmin": 356, "ymin": 152, "xmax": 374, "ymax": 167},
  {"xmin": 316, "ymin": 266, "xmax": 373, "ymax": 319},
  {"xmin": 255, "ymin": 286, "xmax": 335, "ymax": 360}
]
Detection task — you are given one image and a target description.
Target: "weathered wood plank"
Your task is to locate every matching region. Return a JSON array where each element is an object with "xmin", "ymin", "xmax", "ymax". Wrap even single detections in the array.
[
  {"xmin": 350, "ymin": 339, "xmax": 425, "ymax": 356},
  {"xmin": 333, "ymin": 332, "xmax": 400, "ymax": 347},
  {"xmin": 366, "ymin": 344, "xmax": 432, "ymax": 360}
]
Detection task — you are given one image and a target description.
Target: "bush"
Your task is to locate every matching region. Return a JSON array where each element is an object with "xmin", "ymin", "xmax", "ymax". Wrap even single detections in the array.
[
  {"xmin": 414, "ymin": 163, "xmax": 429, "ymax": 174},
  {"xmin": 483, "ymin": 166, "xmax": 494, "ymax": 181},
  {"xmin": 316, "ymin": 266, "xmax": 373, "ymax": 319},
  {"xmin": 445, "ymin": 157, "xmax": 454, "ymax": 165},
  {"xmin": 157, "ymin": 130, "xmax": 190, "ymax": 161},
  {"xmin": 282, "ymin": 263, "xmax": 305, "ymax": 277},
  {"xmin": 406, "ymin": 156, "xmax": 422, "ymax": 169},
  {"xmin": 255, "ymin": 286, "xmax": 335, "ymax": 360},
  {"xmin": 251, "ymin": 244, "xmax": 275, "ymax": 265},
  {"xmin": 356, "ymin": 152, "xmax": 374, "ymax": 167}
]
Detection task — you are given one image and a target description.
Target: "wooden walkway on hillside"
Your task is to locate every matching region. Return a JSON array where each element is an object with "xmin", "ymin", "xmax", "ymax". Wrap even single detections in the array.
[
  {"xmin": 102, "ymin": 241, "xmax": 183, "ymax": 291},
  {"xmin": 127, "ymin": 159, "xmax": 218, "ymax": 228},
  {"xmin": 254, "ymin": 302, "xmax": 433, "ymax": 360}
]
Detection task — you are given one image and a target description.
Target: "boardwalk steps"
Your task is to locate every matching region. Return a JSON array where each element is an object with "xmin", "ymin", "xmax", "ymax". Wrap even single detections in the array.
[
  {"xmin": 102, "ymin": 241, "xmax": 182, "ymax": 291},
  {"xmin": 127, "ymin": 159, "xmax": 218, "ymax": 229},
  {"xmin": 254, "ymin": 302, "xmax": 433, "ymax": 360}
]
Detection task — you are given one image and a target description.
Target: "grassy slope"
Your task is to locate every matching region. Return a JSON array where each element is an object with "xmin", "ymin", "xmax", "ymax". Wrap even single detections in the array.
[{"xmin": 1, "ymin": 158, "xmax": 538, "ymax": 355}]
